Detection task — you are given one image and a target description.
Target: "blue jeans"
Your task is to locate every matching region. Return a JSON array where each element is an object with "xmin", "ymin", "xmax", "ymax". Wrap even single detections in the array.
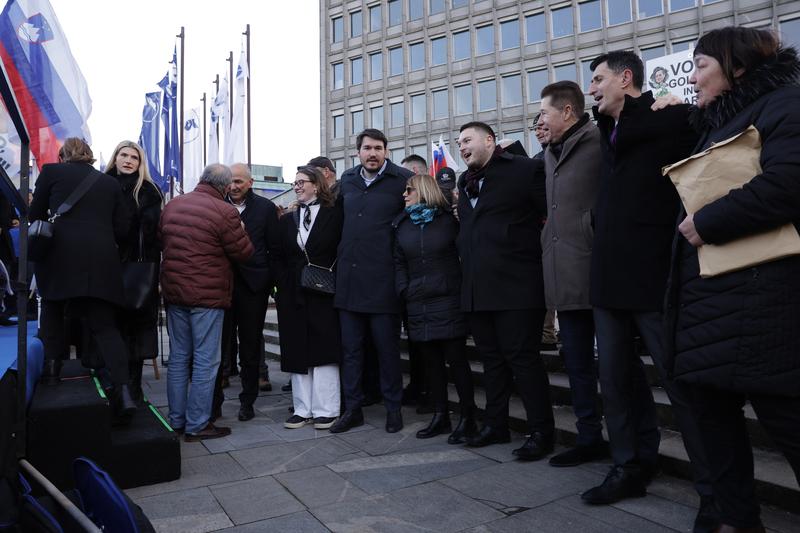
[{"xmin": 167, "ymin": 305, "xmax": 225, "ymax": 434}]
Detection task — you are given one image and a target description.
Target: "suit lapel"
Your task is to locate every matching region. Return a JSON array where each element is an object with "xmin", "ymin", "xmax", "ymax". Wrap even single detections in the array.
[{"xmin": 304, "ymin": 206, "xmax": 331, "ymax": 252}]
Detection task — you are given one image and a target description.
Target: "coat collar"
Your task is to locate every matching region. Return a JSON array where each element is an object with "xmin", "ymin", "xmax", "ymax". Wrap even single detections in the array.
[
  {"xmin": 547, "ymin": 114, "xmax": 592, "ymax": 166},
  {"xmin": 195, "ymin": 182, "xmax": 224, "ymax": 199}
]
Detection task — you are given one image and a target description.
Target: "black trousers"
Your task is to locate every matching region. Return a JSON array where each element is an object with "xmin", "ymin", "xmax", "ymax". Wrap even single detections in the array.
[
  {"xmin": 40, "ymin": 298, "xmax": 129, "ymax": 385},
  {"xmin": 0, "ymin": 371, "xmax": 18, "ymax": 527},
  {"xmin": 219, "ymin": 281, "xmax": 269, "ymax": 407},
  {"xmin": 469, "ymin": 309, "xmax": 554, "ymax": 436},
  {"xmin": 417, "ymin": 337, "xmax": 475, "ymax": 412},
  {"xmin": 689, "ymin": 386, "xmax": 800, "ymax": 528}
]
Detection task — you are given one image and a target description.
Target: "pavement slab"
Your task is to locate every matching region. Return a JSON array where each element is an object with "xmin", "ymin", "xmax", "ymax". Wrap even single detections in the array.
[
  {"xmin": 135, "ymin": 487, "xmax": 233, "ymax": 533},
  {"xmin": 274, "ymin": 466, "xmax": 369, "ymax": 508},
  {"xmin": 229, "ymin": 437, "xmax": 364, "ymax": 477},
  {"xmin": 219, "ymin": 511, "xmax": 330, "ymax": 533},
  {"xmin": 126, "ymin": 453, "xmax": 251, "ymax": 499},
  {"xmin": 209, "ymin": 475, "xmax": 306, "ymax": 525}
]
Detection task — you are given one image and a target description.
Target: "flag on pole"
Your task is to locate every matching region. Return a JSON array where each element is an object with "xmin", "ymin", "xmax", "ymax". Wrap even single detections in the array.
[
  {"xmin": 226, "ymin": 44, "xmax": 248, "ymax": 164},
  {"xmin": 182, "ymin": 107, "xmax": 202, "ymax": 193},
  {"xmin": 0, "ymin": 0, "xmax": 92, "ymax": 172},
  {"xmin": 138, "ymin": 91, "xmax": 165, "ymax": 191},
  {"xmin": 431, "ymin": 134, "xmax": 459, "ymax": 176},
  {"xmin": 208, "ymin": 77, "xmax": 229, "ymax": 164},
  {"xmin": 160, "ymin": 47, "xmax": 180, "ymax": 193}
]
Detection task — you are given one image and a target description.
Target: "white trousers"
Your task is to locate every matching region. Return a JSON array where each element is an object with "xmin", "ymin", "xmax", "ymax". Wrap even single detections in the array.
[{"xmin": 291, "ymin": 364, "xmax": 341, "ymax": 418}]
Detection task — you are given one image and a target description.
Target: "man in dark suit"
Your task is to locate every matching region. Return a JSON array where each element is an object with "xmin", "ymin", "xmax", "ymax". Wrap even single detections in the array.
[
  {"xmin": 213, "ymin": 163, "xmax": 280, "ymax": 422},
  {"xmin": 455, "ymin": 121, "xmax": 555, "ymax": 460},
  {"xmin": 329, "ymin": 128, "xmax": 413, "ymax": 434},
  {"xmin": 583, "ymin": 52, "xmax": 713, "ymax": 528}
]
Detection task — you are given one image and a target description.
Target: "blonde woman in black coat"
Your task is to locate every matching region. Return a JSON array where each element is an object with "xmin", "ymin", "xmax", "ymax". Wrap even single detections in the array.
[
  {"xmin": 275, "ymin": 166, "xmax": 344, "ymax": 430},
  {"xmin": 393, "ymin": 173, "xmax": 476, "ymax": 442}
]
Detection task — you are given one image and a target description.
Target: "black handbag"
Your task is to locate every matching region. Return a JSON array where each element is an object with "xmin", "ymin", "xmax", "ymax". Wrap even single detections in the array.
[
  {"xmin": 121, "ymin": 228, "xmax": 158, "ymax": 310},
  {"xmin": 27, "ymin": 168, "xmax": 99, "ymax": 262},
  {"xmin": 297, "ymin": 224, "xmax": 336, "ymax": 295}
]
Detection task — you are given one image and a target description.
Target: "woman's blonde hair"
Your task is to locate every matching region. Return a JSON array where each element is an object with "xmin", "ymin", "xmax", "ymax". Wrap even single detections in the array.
[
  {"xmin": 407, "ymin": 173, "xmax": 449, "ymax": 209},
  {"xmin": 105, "ymin": 140, "xmax": 162, "ymax": 207}
]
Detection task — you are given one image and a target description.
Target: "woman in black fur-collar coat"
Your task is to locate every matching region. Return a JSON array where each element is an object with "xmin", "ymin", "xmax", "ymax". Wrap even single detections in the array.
[
  {"xmin": 663, "ymin": 27, "xmax": 800, "ymax": 530},
  {"xmin": 105, "ymin": 141, "xmax": 163, "ymax": 403}
]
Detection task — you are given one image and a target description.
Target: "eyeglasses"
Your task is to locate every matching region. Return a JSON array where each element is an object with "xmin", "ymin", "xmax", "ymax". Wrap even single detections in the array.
[
  {"xmin": 404, "ymin": 186, "xmax": 416, "ymax": 194},
  {"xmin": 293, "ymin": 179, "xmax": 310, "ymax": 189}
]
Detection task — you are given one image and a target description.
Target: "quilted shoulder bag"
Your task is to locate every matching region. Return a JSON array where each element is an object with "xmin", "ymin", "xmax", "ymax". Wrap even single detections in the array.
[{"xmin": 297, "ymin": 227, "xmax": 336, "ymax": 295}]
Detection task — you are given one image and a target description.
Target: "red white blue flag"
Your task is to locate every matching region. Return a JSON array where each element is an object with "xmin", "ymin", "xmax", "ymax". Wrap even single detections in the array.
[
  {"xmin": 0, "ymin": 0, "xmax": 92, "ymax": 170},
  {"xmin": 431, "ymin": 134, "xmax": 459, "ymax": 176}
]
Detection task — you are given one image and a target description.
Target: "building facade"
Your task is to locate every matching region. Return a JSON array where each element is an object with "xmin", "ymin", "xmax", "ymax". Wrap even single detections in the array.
[{"xmin": 319, "ymin": 0, "xmax": 800, "ymax": 170}]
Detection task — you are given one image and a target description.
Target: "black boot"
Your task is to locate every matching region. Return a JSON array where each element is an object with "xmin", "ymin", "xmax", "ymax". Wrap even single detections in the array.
[
  {"xmin": 416, "ymin": 411, "xmax": 452, "ymax": 439},
  {"xmin": 448, "ymin": 406, "xmax": 478, "ymax": 444},
  {"xmin": 129, "ymin": 359, "xmax": 144, "ymax": 405},
  {"xmin": 111, "ymin": 384, "xmax": 137, "ymax": 425}
]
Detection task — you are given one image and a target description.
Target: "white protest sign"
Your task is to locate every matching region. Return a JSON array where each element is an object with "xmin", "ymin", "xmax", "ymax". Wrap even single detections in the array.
[{"xmin": 646, "ymin": 48, "xmax": 696, "ymax": 104}]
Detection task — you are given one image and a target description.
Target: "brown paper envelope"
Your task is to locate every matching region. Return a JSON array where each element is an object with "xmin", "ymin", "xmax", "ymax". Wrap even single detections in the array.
[{"xmin": 663, "ymin": 126, "xmax": 800, "ymax": 277}]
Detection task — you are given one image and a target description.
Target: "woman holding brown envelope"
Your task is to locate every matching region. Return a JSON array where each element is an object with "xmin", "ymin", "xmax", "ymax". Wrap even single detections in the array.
[{"xmin": 662, "ymin": 27, "xmax": 800, "ymax": 532}]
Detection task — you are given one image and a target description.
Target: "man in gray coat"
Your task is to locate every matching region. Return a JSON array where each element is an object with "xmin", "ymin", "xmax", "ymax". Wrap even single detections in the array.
[{"xmin": 539, "ymin": 81, "xmax": 608, "ymax": 466}]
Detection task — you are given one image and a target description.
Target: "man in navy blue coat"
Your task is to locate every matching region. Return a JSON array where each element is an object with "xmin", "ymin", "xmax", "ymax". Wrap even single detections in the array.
[{"xmin": 330, "ymin": 129, "xmax": 413, "ymax": 434}]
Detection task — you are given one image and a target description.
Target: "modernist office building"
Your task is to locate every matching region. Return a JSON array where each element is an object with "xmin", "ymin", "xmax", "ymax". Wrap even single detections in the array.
[{"xmin": 319, "ymin": 0, "xmax": 800, "ymax": 172}]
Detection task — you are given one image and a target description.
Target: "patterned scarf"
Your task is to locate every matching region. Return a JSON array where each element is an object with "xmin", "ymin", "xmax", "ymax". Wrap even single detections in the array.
[
  {"xmin": 406, "ymin": 203, "xmax": 439, "ymax": 226},
  {"xmin": 299, "ymin": 199, "xmax": 320, "ymax": 230}
]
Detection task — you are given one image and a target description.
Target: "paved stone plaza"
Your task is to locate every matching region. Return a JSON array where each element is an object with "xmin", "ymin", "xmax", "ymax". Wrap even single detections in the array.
[{"xmin": 127, "ymin": 365, "xmax": 800, "ymax": 533}]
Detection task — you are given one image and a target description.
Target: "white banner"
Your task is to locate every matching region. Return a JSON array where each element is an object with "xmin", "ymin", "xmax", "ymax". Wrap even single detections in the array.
[
  {"xmin": 183, "ymin": 108, "xmax": 203, "ymax": 193},
  {"xmin": 645, "ymin": 48, "xmax": 696, "ymax": 104}
]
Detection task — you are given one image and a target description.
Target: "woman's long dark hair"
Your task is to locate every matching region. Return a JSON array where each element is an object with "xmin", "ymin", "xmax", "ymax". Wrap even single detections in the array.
[{"xmin": 694, "ymin": 27, "xmax": 780, "ymax": 86}]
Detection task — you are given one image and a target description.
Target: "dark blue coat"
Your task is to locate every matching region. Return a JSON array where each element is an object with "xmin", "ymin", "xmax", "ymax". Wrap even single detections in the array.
[
  {"xmin": 393, "ymin": 210, "xmax": 466, "ymax": 342},
  {"xmin": 334, "ymin": 160, "xmax": 413, "ymax": 314},
  {"xmin": 233, "ymin": 190, "xmax": 281, "ymax": 293}
]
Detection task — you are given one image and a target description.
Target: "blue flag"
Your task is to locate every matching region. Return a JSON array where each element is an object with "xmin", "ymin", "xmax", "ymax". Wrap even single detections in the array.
[
  {"xmin": 138, "ymin": 91, "xmax": 166, "ymax": 191},
  {"xmin": 159, "ymin": 47, "xmax": 181, "ymax": 193}
]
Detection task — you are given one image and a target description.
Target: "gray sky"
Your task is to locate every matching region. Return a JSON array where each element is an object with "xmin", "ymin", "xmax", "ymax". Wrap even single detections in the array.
[{"xmin": 51, "ymin": 0, "xmax": 320, "ymax": 179}]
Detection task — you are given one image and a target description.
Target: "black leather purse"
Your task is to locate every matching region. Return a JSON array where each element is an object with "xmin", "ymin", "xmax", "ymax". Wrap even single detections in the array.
[
  {"xmin": 28, "ymin": 168, "xmax": 98, "ymax": 262},
  {"xmin": 121, "ymin": 228, "xmax": 158, "ymax": 310},
  {"xmin": 297, "ymin": 225, "xmax": 336, "ymax": 295}
]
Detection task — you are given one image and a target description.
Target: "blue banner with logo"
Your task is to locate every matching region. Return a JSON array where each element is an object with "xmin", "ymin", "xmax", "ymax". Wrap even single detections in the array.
[{"xmin": 138, "ymin": 91, "xmax": 166, "ymax": 192}]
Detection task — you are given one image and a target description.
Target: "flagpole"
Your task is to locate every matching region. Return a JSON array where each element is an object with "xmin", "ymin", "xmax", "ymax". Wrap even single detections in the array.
[
  {"xmin": 177, "ymin": 26, "xmax": 185, "ymax": 183},
  {"xmin": 244, "ymin": 24, "xmax": 251, "ymax": 169},
  {"xmin": 226, "ymin": 51, "xmax": 234, "ymax": 128},
  {"xmin": 214, "ymin": 75, "xmax": 219, "ymax": 141},
  {"xmin": 201, "ymin": 92, "xmax": 207, "ymax": 164}
]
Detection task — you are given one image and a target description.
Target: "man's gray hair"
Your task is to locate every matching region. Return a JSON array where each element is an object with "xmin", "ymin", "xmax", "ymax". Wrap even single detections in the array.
[{"xmin": 199, "ymin": 164, "xmax": 232, "ymax": 193}]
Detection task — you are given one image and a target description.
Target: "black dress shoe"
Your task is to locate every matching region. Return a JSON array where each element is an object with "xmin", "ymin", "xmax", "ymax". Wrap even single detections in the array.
[
  {"xmin": 693, "ymin": 495, "xmax": 719, "ymax": 533},
  {"xmin": 386, "ymin": 410, "xmax": 403, "ymax": 433},
  {"xmin": 512, "ymin": 432, "xmax": 554, "ymax": 461},
  {"xmin": 549, "ymin": 442, "xmax": 610, "ymax": 467},
  {"xmin": 329, "ymin": 409, "xmax": 365, "ymax": 433},
  {"xmin": 111, "ymin": 384, "xmax": 137, "ymax": 425},
  {"xmin": 416, "ymin": 411, "xmax": 451, "ymax": 439},
  {"xmin": 581, "ymin": 465, "xmax": 647, "ymax": 505},
  {"xmin": 465, "ymin": 425, "xmax": 511, "ymax": 447},
  {"xmin": 238, "ymin": 405, "xmax": 255, "ymax": 421},
  {"xmin": 281, "ymin": 382, "xmax": 292, "ymax": 392},
  {"xmin": 448, "ymin": 407, "xmax": 478, "ymax": 444}
]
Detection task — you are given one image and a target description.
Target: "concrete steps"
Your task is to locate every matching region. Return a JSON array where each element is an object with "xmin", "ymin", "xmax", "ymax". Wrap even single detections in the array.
[{"xmin": 261, "ymin": 310, "xmax": 799, "ymax": 511}]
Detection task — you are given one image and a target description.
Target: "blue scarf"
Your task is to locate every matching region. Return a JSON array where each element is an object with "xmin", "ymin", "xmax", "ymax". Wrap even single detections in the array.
[{"xmin": 406, "ymin": 203, "xmax": 439, "ymax": 226}]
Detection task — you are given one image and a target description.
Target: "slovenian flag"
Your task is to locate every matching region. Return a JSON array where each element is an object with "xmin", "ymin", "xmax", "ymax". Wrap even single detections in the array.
[
  {"xmin": 0, "ymin": 0, "xmax": 92, "ymax": 169},
  {"xmin": 431, "ymin": 133, "xmax": 460, "ymax": 176}
]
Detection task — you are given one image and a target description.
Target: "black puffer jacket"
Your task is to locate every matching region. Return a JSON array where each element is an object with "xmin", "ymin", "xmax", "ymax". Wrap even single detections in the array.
[
  {"xmin": 393, "ymin": 210, "xmax": 466, "ymax": 342},
  {"xmin": 664, "ymin": 47, "xmax": 800, "ymax": 397}
]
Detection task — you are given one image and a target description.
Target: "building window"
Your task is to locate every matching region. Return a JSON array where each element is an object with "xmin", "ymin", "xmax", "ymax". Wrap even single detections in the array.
[
  {"xmin": 411, "ymin": 144, "xmax": 427, "ymax": 157},
  {"xmin": 389, "ymin": 46, "xmax": 403, "ymax": 76},
  {"xmin": 641, "ymin": 45, "xmax": 666, "ymax": 63},
  {"xmin": 433, "ymin": 89, "xmax": 448, "ymax": 119},
  {"xmin": 669, "ymin": 0, "xmax": 695, "ymax": 12},
  {"xmin": 409, "ymin": 42, "xmax": 425, "ymax": 71},
  {"xmin": 351, "ymin": 156, "xmax": 359, "ymax": 168},
  {"xmin": 369, "ymin": 5, "xmax": 381, "ymax": 32},
  {"xmin": 370, "ymin": 52, "xmax": 383, "ymax": 81},
  {"xmin": 332, "ymin": 62, "xmax": 344, "ymax": 90},
  {"xmin": 527, "ymin": 69, "xmax": 549, "ymax": 102},
  {"xmin": 334, "ymin": 159, "xmax": 345, "ymax": 177},
  {"xmin": 478, "ymin": 78, "xmax": 496, "ymax": 111},
  {"xmin": 503, "ymin": 131, "xmax": 525, "ymax": 146},
  {"xmin": 455, "ymin": 84, "xmax": 472, "ymax": 115},
  {"xmin": 351, "ymin": 109, "xmax": 364, "ymax": 134},
  {"xmin": 453, "ymin": 0, "xmax": 468, "ymax": 6},
  {"xmin": 332, "ymin": 17, "xmax": 343, "ymax": 43},
  {"xmin": 431, "ymin": 36, "xmax": 447, "ymax": 66},
  {"xmin": 476, "ymin": 25, "xmax": 494, "ymax": 55},
  {"xmin": 500, "ymin": 19, "xmax": 520, "ymax": 50},
  {"xmin": 350, "ymin": 56, "xmax": 363, "ymax": 85},
  {"xmin": 388, "ymin": 0, "xmax": 402, "ymax": 26},
  {"xmin": 579, "ymin": 1, "xmax": 602, "ymax": 32},
  {"xmin": 350, "ymin": 10, "xmax": 362, "ymax": 37},
  {"xmin": 453, "ymin": 30, "xmax": 471, "ymax": 60},
  {"xmin": 526, "ymin": 13, "xmax": 546, "ymax": 44},
  {"xmin": 430, "ymin": 0, "xmax": 445, "ymax": 15},
  {"xmin": 781, "ymin": 17, "xmax": 800, "ymax": 49},
  {"xmin": 581, "ymin": 59, "xmax": 594, "ymax": 92},
  {"xmin": 371, "ymin": 105, "xmax": 384, "ymax": 130},
  {"xmin": 391, "ymin": 147, "xmax": 405, "ymax": 164},
  {"xmin": 411, "ymin": 93, "xmax": 426, "ymax": 123},
  {"xmin": 390, "ymin": 101, "xmax": 404, "ymax": 127},
  {"xmin": 502, "ymin": 74, "xmax": 522, "ymax": 107},
  {"xmin": 702, "ymin": 0, "xmax": 723, "ymax": 3},
  {"xmin": 638, "ymin": 0, "xmax": 662, "ymax": 18},
  {"xmin": 333, "ymin": 114, "xmax": 344, "ymax": 138},
  {"xmin": 409, "ymin": 0, "xmax": 423, "ymax": 20},
  {"xmin": 672, "ymin": 40, "xmax": 694, "ymax": 52},
  {"xmin": 607, "ymin": 0, "xmax": 631, "ymax": 25},
  {"xmin": 551, "ymin": 5, "xmax": 574, "ymax": 39},
  {"xmin": 554, "ymin": 63, "xmax": 577, "ymax": 82}
]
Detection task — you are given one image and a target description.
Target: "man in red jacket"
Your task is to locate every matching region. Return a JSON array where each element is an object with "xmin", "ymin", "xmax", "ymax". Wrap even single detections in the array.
[{"xmin": 160, "ymin": 164, "xmax": 254, "ymax": 441}]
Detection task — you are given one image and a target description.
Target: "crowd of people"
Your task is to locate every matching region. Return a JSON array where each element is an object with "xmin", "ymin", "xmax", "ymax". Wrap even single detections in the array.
[{"xmin": 23, "ymin": 25, "xmax": 800, "ymax": 533}]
